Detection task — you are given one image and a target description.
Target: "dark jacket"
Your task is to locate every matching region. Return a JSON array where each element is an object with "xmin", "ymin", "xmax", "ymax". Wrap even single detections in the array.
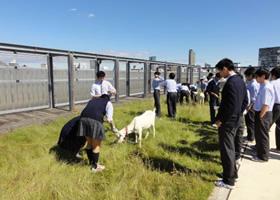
[
  {"xmin": 206, "ymin": 79, "xmax": 220, "ymax": 101},
  {"xmin": 216, "ymin": 75, "xmax": 248, "ymax": 127},
  {"xmin": 81, "ymin": 98, "xmax": 108, "ymax": 124}
]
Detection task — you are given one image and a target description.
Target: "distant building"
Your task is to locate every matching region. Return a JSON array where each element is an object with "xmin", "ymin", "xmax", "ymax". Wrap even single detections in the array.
[
  {"xmin": 189, "ymin": 49, "xmax": 195, "ymax": 65},
  {"xmin": 74, "ymin": 62, "xmax": 87, "ymax": 69},
  {"xmin": 0, "ymin": 60, "xmax": 7, "ymax": 67},
  {"xmin": 259, "ymin": 47, "xmax": 280, "ymax": 67},
  {"xmin": 234, "ymin": 62, "xmax": 241, "ymax": 67},
  {"xmin": 149, "ymin": 56, "xmax": 156, "ymax": 61},
  {"xmin": 9, "ymin": 59, "xmax": 19, "ymax": 67},
  {"xmin": 204, "ymin": 63, "xmax": 211, "ymax": 67}
]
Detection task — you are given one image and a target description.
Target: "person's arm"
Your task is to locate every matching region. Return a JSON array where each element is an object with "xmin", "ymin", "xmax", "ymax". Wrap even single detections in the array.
[
  {"xmin": 107, "ymin": 82, "xmax": 116, "ymax": 94},
  {"xmin": 105, "ymin": 101, "xmax": 113, "ymax": 122},
  {"xmin": 259, "ymin": 105, "xmax": 268, "ymax": 119}
]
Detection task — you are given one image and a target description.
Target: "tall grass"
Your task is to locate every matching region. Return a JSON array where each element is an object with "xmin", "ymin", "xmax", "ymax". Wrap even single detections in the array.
[{"xmin": 0, "ymin": 98, "xmax": 221, "ymax": 200}]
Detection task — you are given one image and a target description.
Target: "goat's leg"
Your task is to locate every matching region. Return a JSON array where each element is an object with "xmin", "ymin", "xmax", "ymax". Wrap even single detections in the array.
[
  {"xmin": 138, "ymin": 129, "xmax": 142, "ymax": 148},
  {"xmin": 144, "ymin": 130, "xmax": 150, "ymax": 139}
]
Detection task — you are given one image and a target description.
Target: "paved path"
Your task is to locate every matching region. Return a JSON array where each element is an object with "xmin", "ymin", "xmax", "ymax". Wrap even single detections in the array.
[{"xmin": 209, "ymin": 124, "xmax": 280, "ymax": 200}]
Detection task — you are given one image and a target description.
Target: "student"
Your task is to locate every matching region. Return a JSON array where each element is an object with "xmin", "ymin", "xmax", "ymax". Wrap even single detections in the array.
[
  {"xmin": 214, "ymin": 58, "xmax": 248, "ymax": 189},
  {"xmin": 244, "ymin": 67, "xmax": 260, "ymax": 142},
  {"xmin": 179, "ymin": 83, "xmax": 190, "ymax": 105},
  {"xmin": 189, "ymin": 84, "xmax": 198, "ymax": 102},
  {"xmin": 161, "ymin": 73, "xmax": 177, "ymax": 119},
  {"xmin": 252, "ymin": 68, "xmax": 275, "ymax": 162},
  {"xmin": 270, "ymin": 67, "xmax": 280, "ymax": 154},
  {"xmin": 77, "ymin": 94, "xmax": 113, "ymax": 172},
  {"xmin": 152, "ymin": 71, "xmax": 164, "ymax": 118},
  {"xmin": 90, "ymin": 71, "xmax": 118, "ymax": 133},
  {"xmin": 200, "ymin": 78, "xmax": 208, "ymax": 102},
  {"xmin": 206, "ymin": 73, "xmax": 222, "ymax": 127}
]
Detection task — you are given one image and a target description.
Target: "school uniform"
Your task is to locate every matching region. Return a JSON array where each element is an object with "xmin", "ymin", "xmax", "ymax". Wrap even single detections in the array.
[
  {"xmin": 152, "ymin": 77, "xmax": 164, "ymax": 117},
  {"xmin": 161, "ymin": 79, "xmax": 177, "ymax": 118},
  {"xmin": 216, "ymin": 74, "xmax": 248, "ymax": 186},
  {"xmin": 201, "ymin": 81, "xmax": 208, "ymax": 102},
  {"xmin": 179, "ymin": 85, "xmax": 190, "ymax": 105},
  {"xmin": 77, "ymin": 98, "xmax": 113, "ymax": 141},
  {"xmin": 271, "ymin": 79, "xmax": 280, "ymax": 150},
  {"xmin": 90, "ymin": 80, "xmax": 116, "ymax": 97},
  {"xmin": 253, "ymin": 81, "xmax": 275, "ymax": 161},
  {"xmin": 245, "ymin": 79, "xmax": 260, "ymax": 141},
  {"xmin": 190, "ymin": 85, "xmax": 197, "ymax": 101},
  {"xmin": 206, "ymin": 78, "xmax": 220, "ymax": 124}
]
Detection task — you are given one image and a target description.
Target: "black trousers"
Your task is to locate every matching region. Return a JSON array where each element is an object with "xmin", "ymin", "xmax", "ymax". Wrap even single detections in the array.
[
  {"xmin": 255, "ymin": 111, "xmax": 272, "ymax": 161},
  {"xmin": 180, "ymin": 90, "xmax": 189, "ymax": 105},
  {"xmin": 167, "ymin": 92, "xmax": 177, "ymax": 118},
  {"xmin": 235, "ymin": 116, "xmax": 244, "ymax": 160},
  {"xmin": 245, "ymin": 109, "xmax": 255, "ymax": 141},
  {"xmin": 153, "ymin": 90, "xmax": 161, "ymax": 117},
  {"xmin": 272, "ymin": 104, "xmax": 280, "ymax": 149},
  {"xmin": 209, "ymin": 98, "xmax": 217, "ymax": 124},
  {"xmin": 218, "ymin": 123, "xmax": 238, "ymax": 186}
]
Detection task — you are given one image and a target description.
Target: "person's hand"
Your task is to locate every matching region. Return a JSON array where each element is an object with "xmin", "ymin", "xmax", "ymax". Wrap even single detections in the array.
[{"xmin": 216, "ymin": 120, "xmax": 222, "ymax": 127}]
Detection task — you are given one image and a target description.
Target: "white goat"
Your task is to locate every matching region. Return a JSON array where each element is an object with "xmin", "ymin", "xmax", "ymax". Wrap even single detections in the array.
[
  {"xmin": 115, "ymin": 109, "xmax": 156, "ymax": 148},
  {"xmin": 196, "ymin": 92, "xmax": 205, "ymax": 105}
]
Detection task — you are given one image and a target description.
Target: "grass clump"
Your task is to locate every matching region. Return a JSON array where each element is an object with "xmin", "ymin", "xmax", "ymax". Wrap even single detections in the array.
[{"xmin": 0, "ymin": 98, "xmax": 221, "ymax": 200}]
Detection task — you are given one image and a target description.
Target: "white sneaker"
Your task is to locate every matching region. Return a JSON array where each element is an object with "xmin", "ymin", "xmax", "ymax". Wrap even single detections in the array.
[
  {"xmin": 236, "ymin": 158, "xmax": 242, "ymax": 165},
  {"xmin": 212, "ymin": 124, "xmax": 218, "ymax": 128},
  {"xmin": 91, "ymin": 164, "xmax": 105, "ymax": 172},
  {"xmin": 214, "ymin": 180, "xmax": 235, "ymax": 189}
]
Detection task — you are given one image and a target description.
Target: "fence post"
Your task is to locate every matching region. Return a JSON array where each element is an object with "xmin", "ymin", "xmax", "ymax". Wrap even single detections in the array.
[
  {"xmin": 143, "ymin": 62, "xmax": 149, "ymax": 98},
  {"xmin": 190, "ymin": 67, "xmax": 194, "ymax": 84},
  {"xmin": 148, "ymin": 63, "xmax": 152, "ymax": 94},
  {"xmin": 47, "ymin": 54, "xmax": 54, "ymax": 108},
  {"xmin": 114, "ymin": 59, "xmax": 120, "ymax": 103},
  {"xmin": 177, "ymin": 65, "xmax": 182, "ymax": 83},
  {"xmin": 68, "ymin": 53, "xmax": 75, "ymax": 111},
  {"xmin": 126, "ymin": 61, "xmax": 130, "ymax": 97},
  {"xmin": 164, "ymin": 64, "xmax": 167, "ymax": 94}
]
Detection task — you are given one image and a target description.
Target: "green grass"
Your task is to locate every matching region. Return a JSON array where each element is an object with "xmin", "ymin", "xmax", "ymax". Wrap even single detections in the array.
[{"xmin": 0, "ymin": 98, "xmax": 221, "ymax": 200}]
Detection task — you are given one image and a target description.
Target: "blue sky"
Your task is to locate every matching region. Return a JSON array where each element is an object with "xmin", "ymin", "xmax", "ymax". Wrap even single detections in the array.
[{"xmin": 0, "ymin": 0, "xmax": 279, "ymax": 67}]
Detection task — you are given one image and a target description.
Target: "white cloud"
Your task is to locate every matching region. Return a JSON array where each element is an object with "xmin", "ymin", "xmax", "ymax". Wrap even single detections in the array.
[
  {"xmin": 88, "ymin": 13, "xmax": 95, "ymax": 18},
  {"xmin": 70, "ymin": 8, "xmax": 77, "ymax": 12}
]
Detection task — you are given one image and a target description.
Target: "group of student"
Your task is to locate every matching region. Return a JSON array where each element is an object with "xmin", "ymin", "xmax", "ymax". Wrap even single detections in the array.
[{"xmin": 212, "ymin": 59, "xmax": 280, "ymax": 190}]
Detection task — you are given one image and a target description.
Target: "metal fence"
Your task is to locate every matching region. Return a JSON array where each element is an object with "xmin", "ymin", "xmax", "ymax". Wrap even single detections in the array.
[{"xmin": 0, "ymin": 42, "xmax": 256, "ymax": 115}]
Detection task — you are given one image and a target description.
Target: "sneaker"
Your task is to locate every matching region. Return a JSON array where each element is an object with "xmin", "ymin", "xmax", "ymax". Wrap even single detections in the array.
[
  {"xmin": 112, "ymin": 127, "xmax": 118, "ymax": 133},
  {"xmin": 236, "ymin": 158, "xmax": 242, "ymax": 165},
  {"xmin": 216, "ymin": 173, "xmax": 238, "ymax": 182},
  {"xmin": 270, "ymin": 148, "xmax": 280, "ymax": 154},
  {"xmin": 251, "ymin": 156, "xmax": 268, "ymax": 163},
  {"xmin": 91, "ymin": 164, "xmax": 105, "ymax": 172},
  {"xmin": 212, "ymin": 124, "xmax": 218, "ymax": 128},
  {"xmin": 214, "ymin": 180, "xmax": 235, "ymax": 189}
]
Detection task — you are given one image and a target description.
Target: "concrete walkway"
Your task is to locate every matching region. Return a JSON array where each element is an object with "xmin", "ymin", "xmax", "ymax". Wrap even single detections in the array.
[{"xmin": 209, "ymin": 124, "xmax": 280, "ymax": 200}]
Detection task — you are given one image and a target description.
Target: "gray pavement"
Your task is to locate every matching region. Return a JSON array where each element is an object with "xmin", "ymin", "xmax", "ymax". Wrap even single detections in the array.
[{"xmin": 209, "ymin": 124, "xmax": 280, "ymax": 200}]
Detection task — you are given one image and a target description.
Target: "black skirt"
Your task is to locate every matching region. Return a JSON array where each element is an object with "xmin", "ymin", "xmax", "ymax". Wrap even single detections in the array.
[{"xmin": 77, "ymin": 117, "xmax": 106, "ymax": 141}]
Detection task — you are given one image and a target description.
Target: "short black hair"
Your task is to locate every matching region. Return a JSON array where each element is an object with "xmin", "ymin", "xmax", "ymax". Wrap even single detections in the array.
[
  {"xmin": 215, "ymin": 58, "xmax": 235, "ymax": 71},
  {"xmin": 215, "ymin": 72, "xmax": 221, "ymax": 78},
  {"xmin": 100, "ymin": 94, "xmax": 110, "ymax": 101},
  {"xmin": 270, "ymin": 67, "xmax": 280, "ymax": 79},
  {"xmin": 169, "ymin": 73, "xmax": 175, "ymax": 79},
  {"xmin": 244, "ymin": 67, "xmax": 256, "ymax": 78},
  {"xmin": 154, "ymin": 71, "xmax": 160, "ymax": 75},
  {"xmin": 97, "ymin": 71, "xmax": 106, "ymax": 78},
  {"xmin": 255, "ymin": 68, "xmax": 270, "ymax": 79}
]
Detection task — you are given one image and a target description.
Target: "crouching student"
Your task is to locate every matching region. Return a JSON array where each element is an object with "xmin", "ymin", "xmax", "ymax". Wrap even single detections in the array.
[
  {"xmin": 179, "ymin": 83, "xmax": 190, "ymax": 105},
  {"xmin": 252, "ymin": 68, "xmax": 275, "ymax": 162},
  {"xmin": 161, "ymin": 73, "xmax": 177, "ymax": 120},
  {"xmin": 77, "ymin": 94, "xmax": 113, "ymax": 172}
]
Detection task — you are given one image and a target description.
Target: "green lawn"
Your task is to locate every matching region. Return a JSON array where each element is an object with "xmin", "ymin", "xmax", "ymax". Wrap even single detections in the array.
[{"xmin": 0, "ymin": 98, "xmax": 221, "ymax": 200}]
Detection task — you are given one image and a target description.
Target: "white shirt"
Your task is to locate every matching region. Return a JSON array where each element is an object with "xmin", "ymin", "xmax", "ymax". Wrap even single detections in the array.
[
  {"xmin": 105, "ymin": 101, "xmax": 113, "ymax": 121},
  {"xmin": 271, "ymin": 79, "xmax": 280, "ymax": 104},
  {"xmin": 90, "ymin": 80, "xmax": 116, "ymax": 97},
  {"xmin": 161, "ymin": 79, "xmax": 177, "ymax": 92}
]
